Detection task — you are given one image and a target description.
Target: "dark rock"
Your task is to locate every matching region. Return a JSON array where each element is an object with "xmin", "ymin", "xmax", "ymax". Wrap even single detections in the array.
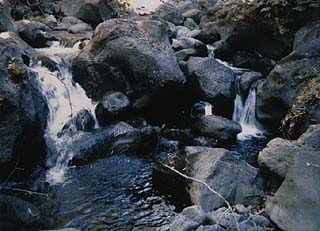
[
  {"xmin": 186, "ymin": 57, "xmax": 235, "ymax": 117},
  {"xmin": 266, "ymin": 151, "xmax": 320, "ymax": 231},
  {"xmin": 188, "ymin": 29, "xmax": 220, "ymax": 44},
  {"xmin": 55, "ymin": 0, "xmax": 113, "ymax": 27},
  {"xmin": 70, "ymin": 122, "xmax": 157, "ymax": 165},
  {"xmin": 239, "ymin": 71, "xmax": 263, "ymax": 94},
  {"xmin": 251, "ymin": 215, "xmax": 272, "ymax": 228},
  {"xmin": 16, "ymin": 20, "xmax": 53, "ymax": 48},
  {"xmin": 62, "ymin": 109, "xmax": 95, "ymax": 133},
  {"xmin": 196, "ymin": 225, "xmax": 225, "ymax": 231},
  {"xmin": 176, "ymin": 48, "xmax": 199, "ymax": 62},
  {"xmin": 192, "ymin": 115, "xmax": 241, "ymax": 143},
  {"xmin": 182, "ymin": 9, "xmax": 203, "ymax": 24},
  {"xmin": 258, "ymin": 124, "xmax": 320, "ymax": 178},
  {"xmin": 185, "ymin": 146, "xmax": 262, "ymax": 211},
  {"xmin": 154, "ymin": 2, "xmax": 184, "ymax": 25},
  {"xmin": 0, "ymin": 195, "xmax": 40, "ymax": 230},
  {"xmin": 72, "ymin": 19, "xmax": 185, "ymax": 102},
  {"xmin": 178, "ymin": 0, "xmax": 200, "ymax": 14},
  {"xmin": 293, "ymin": 24, "xmax": 320, "ymax": 50},
  {"xmin": 170, "ymin": 205, "xmax": 207, "ymax": 231},
  {"xmin": 95, "ymin": 91, "xmax": 131, "ymax": 125},
  {"xmin": 0, "ymin": 37, "xmax": 46, "ymax": 178},
  {"xmin": 193, "ymin": 136, "xmax": 218, "ymax": 148},
  {"xmin": 0, "ymin": 1, "xmax": 17, "ymax": 33},
  {"xmin": 172, "ymin": 37, "xmax": 208, "ymax": 57},
  {"xmin": 256, "ymin": 57, "xmax": 320, "ymax": 133},
  {"xmin": 207, "ymin": 207, "xmax": 242, "ymax": 230}
]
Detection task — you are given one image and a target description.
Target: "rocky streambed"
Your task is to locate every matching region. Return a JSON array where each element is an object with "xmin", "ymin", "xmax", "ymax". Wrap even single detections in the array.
[{"xmin": 0, "ymin": 0, "xmax": 320, "ymax": 231}]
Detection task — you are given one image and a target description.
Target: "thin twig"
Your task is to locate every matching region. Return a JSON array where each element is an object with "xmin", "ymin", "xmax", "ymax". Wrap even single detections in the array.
[
  {"xmin": 2, "ymin": 186, "xmax": 49, "ymax": 199},
  {"xmin": 0, "ymin": 159, "xmax": 24, "ymax": 190},
  {"xmin": 161, "ymin": 163, "xmax": 240, "ymax": 231}
]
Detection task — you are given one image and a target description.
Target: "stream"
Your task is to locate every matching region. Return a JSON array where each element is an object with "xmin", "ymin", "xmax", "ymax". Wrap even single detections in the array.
[{"xmin": 27, "ymin": 43, "xmax": 268, "ymax": 231}]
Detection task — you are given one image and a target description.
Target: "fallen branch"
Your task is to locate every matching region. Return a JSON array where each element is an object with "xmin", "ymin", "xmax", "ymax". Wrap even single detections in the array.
[
  {"xmin": 0, "ymin": 159, "xmax": 24, "ymax": 190},
  {"xmin": 1, "ymin": 186, "xmax": 49, "ymax": 199},
  {"xmin": 161, "ymin": 163, "xmax": 240, "ymax": 231}
]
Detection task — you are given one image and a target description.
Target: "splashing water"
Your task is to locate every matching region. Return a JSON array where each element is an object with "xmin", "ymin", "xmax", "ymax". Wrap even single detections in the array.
[
  {"xmin": 32, "ymin": 42, "xmax": 98, "ymax": 184},
  {"xmin": 207, "ymin": 45, "xmax": 264, "ymax": 140}
]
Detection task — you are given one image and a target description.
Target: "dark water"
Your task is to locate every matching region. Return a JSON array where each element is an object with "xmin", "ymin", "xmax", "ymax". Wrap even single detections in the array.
[{"xmin": 41, "ymin": 155, "xmax": 175, "ymax": 231}]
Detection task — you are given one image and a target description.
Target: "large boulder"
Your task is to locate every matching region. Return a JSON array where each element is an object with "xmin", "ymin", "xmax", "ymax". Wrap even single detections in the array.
[
  {"xmin": 172, "ymin": 37, "xmax": 208, "ymax": 56},
  {"xmin": 0, "ymin": 1, "xmax": 17, "ymax": 33},
  {"xmin": 69, "ymin": 122, "xmax": 157, "ymax": 165},
  {"xmin": 72, "ymin": 19, "xmax": 186, "ymax": 113},
  {"xmin": 0, "ymin": 37, "xmax": 46, "ymax": 178},
  {"xmin": 185, "ymin": 146, "xmax": 262, "ymax": 212},
  {"xmin": 0, "ymin": 194, "xmax": 40, "ymax": 230},
  {"xmin": 186, "ymin": 57, "xmax": 235, "ymax": 117},
  {"xmin": 256, "ymin": 24, "xmax": 320, "ymax": 136},
  {"xmin": 258, "ymin": 124, "xmax": 320, "ymax": 178},
  {"xmin": 154, "ymin": 2, "xmax": 184, "ymax": 25},
  {"xmin": 55, "ymin": 0, "xmax": 113, "ymax": 27},
  {"xmin": 192, "ymin": 115, "xmax": 241, "ymax": 144},
  {"xmin": 266, "ymin": 151, "xmax": 320, "ymax": 231}
]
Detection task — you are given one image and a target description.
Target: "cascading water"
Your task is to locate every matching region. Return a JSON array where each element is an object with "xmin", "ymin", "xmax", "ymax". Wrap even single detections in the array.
[
  {"xmin": 232, "ymin": 76, "xmax": 264, "ymax": 140},
  {"xmin": 31, "ymin": 42, "xmax": 98, "ymax": 184},
  {"xmin": 207, "ymin": 45, "xmax": 264, "ymax": 140}
]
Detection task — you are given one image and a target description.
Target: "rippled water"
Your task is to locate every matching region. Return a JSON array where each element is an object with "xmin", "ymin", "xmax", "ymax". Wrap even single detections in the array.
[{"xmin": 41, "ymin": 155, "xmax": 176, "ymax": 231}]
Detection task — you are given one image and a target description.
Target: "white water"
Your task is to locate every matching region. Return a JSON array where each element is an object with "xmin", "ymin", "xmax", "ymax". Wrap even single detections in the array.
[
  {"xmin": 32, "ymin": 42, "xmax": 98, "ymax": 184},
  {"xmin": 207, "ymin": 45, "xmax": 264, "ymax": 140}
]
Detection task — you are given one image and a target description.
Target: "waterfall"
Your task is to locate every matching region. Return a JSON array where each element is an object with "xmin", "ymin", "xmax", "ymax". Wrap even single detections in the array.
[
  {"xmin": 207, "ymin": 45, "xmax": 264, "ymax": 140},
  {"xmin": 232, "ymin": 76, "xmax": 264, "ymax": 140},
  {"xmin": 31, "ymin": 42, "xmax": 98, "ymax": 184}
]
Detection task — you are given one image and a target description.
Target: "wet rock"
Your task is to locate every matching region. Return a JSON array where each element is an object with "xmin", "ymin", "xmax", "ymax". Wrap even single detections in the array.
[
  {"xmin": 0, "ymin": 195, "xmax": 40, "ymax": 230},
  {"xmin": 193, "ymin": 136, "xmax": 218, "ymax": 148},
  {"xmin": 192, "ymin": 115, "xmax": 241, "ymax": 143},
  {"xmin": 258, "ymin": 124, "xmax": 320, "ymax": 178},
  {"xmin": 0, "ymin": 37, "xmax": 46, "ymax": 178},
  {"xmin": 70, "ymin": 122, "xmax": 157, "ymax": 165},
  {"xmin": 266, "ymin": 151, "xmax": 320, "ymax": 231},
  {"xmin": 185, "ymin": 146, "xmax": 262, "ymax": 211},
  {"xmin": 56, "ymin": 0, "xmax": 113, "ymax": 27},
  {"xmin": 16, "ymin": 20, "xmax": 53, "ymax": 48},
  {"xmin": 172, "ymin": 37, "xmax": 208, "ymax": 57},
  {"xmin": 72, "ymin": 19, "xmax": 185, "ymax": 102},
  {"xmin": 170, "ymin": 205, "xmax": 207, "ymax": 231},
  {"xmin": 182, "ymin": 9, "xmax": 203, "ymax": 24},
  {"xmin": 154, "ymin": 2, "xmax": 184, "ymax": 25},
  {"xmin": 176, "ymin": 48, "xmax": 200, "ymax": 62},
  {"xmin": 251, "ymin": 215, "xmax": 272, "ymax": 227},
  {"xmin": 0, "ymin": 1, "xmax": 17, "ymax": 33},
  {"xmin": 196, "ymin": 225, "xmax": 225, "ymax": 231},
  {"xmin": 239, "ymin": 71, "xmax": 263, "ymax": 94},
  {"xmin": 62, "ymin": 109, "xmax": 95, "ymax": 133},
  {"xmin": 95, "ymin": 91, "xmax": 131, "ymax": 125},
  {"xmin": 186, "ymin": 57, "xmax": 235, "ymax": 117}
]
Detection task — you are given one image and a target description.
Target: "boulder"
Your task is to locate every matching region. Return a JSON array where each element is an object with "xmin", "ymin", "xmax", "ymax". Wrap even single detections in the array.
[
  {"xmin": 186, "ymin": 57, "xmax": 235, "ymax": 117},
  {"xmin": 176, "ymin": 48, "xmax": 200, "ymax": 62},
  {"xmin": 196, "ymin": 225, "xmax": 225, "ymax": 231},
  {"xmin": 95, "ymin": 91, "xmax": 131, "ymax": 125},
  {"xmin": 187, "ymin": 29, "xmax": 220, "ymax": 44},
  {"xmin": 172, "ymin": 37, "xmax": 208, "ymax": 57},
  {"xmin": 170, "ymin": 205, "xmax": 207, "ymax": 231},
  {"xmin": 266, "ymin": 151, "xmax": 320, "ymax": 231},
  {"xmin": 68, "ymin": 22, "xmax": 93, "ymax": 34},
  {"xmin": 184, "ymin": 18, "xmax": 199, "ymax": 30},
  {"xmin": 258, "ymin": 124, "xmax": 320, "ymax": 178},
  {"xmin": 0, "ymin": 1, "xmax": 17, "ymax": 33},
  {"xmin": 62, "ymin": 109, "xmax": 95, "ymax": 133},
  {"xmin": 182, "ymin": 9, "xmax": 203, "ymax": 24},
  {"xmin": 69, "ymin": 122, "xmax": 157, "ymax": 165},
  {"xmin": 239, "ymin": 71, "xmax": 263, "ymax": 94},
  {"xmin": 72, "ymin": 19, "xmax": 185, "ymax": 103},
  {"xmin": 192, "ymin": 115, "xmax": 241, "ymax": 143},
  {"xmin": 0, "ymin": 195, "xmax": 40, "ymax": 230},
  {"xmin": 256, "ymin": 57, "xmax": 320, "ymax": 134},
  {"xmin": 0, "ymin": 37, "xmax": 46, "ymax": 178},
  {"xmin": 176, "ymin": 26, "xmax": 192, "ymax": 38},
  {"xmin": 16, "ymin": 20, "xmax": 53, "ymax": 48},
  {"xmin": 154, "ymin": 2, "xmax": 184, "ymax": 25},
  {"xmin": 185, "ymin": 146, "xmax": 262, "ymax": 212},
  {"xmin": 55, "ymin": 0, "xmax": 113, "ymax": 27}
]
